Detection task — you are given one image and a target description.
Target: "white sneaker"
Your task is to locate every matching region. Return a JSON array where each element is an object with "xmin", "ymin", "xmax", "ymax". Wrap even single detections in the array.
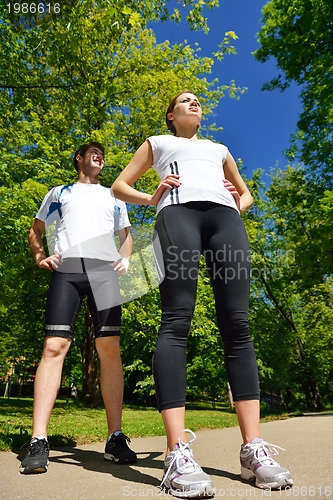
[
  {"xmin": 160, "ymin": 429, "xmax": 215, "ymax": 498},
  {"xmin": 240, "ymin": 437, "xmax": 293, "ymax": 489}
]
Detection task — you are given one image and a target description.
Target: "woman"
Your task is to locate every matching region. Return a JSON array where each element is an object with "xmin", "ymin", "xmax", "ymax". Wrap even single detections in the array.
[{"xmin": 112, "ymin": 91, "xmax": 293, "ymax": 497}]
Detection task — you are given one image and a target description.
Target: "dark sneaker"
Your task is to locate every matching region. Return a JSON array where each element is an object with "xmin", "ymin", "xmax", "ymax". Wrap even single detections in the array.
[
  {"xmin": 104, "ymin": 432, "xmax": 137, "ymax": 464},
  {"xmin": 240, "ymin": 438, "xmax": 293, "ymax": 489},
  {"xmin": 19, "ymin": 438, "xmax": 49, "ymax": 474},
  {"xmin": 160, "ymin": 429, "xmax": 215, "ymax": 498}
]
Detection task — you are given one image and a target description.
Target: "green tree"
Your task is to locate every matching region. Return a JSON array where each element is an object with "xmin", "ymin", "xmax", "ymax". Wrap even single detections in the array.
[
  {"xmin": 254, "ymin": 0, "xmax": 333, "ymax": 184},
  {"xmin": 248, "ymin": 166, "xmax": 333, "ymax": 410},
  {"xmin": 254, "ymin": 1, "xmax": 333, "ymax": 408}
]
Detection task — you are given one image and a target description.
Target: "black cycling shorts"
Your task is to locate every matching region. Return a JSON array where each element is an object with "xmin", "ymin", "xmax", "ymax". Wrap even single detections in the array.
[{"xmin": 44, "ymin": 258, "xmax": 121, "ymax": 339}]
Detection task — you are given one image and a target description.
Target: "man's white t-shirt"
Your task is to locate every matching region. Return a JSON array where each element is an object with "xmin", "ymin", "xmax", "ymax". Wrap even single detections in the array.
[
  {"xmin": 36, "ymin": 183, "xmax": 130, "ymax": 261},
  {"xmin": 148, "ymin": 135, "xmax": 238, "ymax": 214}
]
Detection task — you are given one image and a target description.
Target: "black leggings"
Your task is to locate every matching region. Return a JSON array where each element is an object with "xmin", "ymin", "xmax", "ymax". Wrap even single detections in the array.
[{"xmin": 153, "ymin": 202, "xmax": 260, "ymax": 411}]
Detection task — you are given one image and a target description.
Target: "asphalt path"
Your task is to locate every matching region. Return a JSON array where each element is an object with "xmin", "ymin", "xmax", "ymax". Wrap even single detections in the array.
[{"xmin": 1, "ymin": 414, "xmax": 332, "ymax": 500}]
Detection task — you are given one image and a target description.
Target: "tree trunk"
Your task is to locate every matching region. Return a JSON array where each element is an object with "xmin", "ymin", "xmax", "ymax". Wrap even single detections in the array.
[
  {"xmin": 80, "ymin": 299, "xmax": 101, "ymax": 406},
  {"xmin": 309, "ymin": 377, "xmax": 325, "ymax": 411},
  {"xmin": 226, "ymin": 382, "xmax": 234, "ymax": 409},
  {"xmin": 260, "ymin": 274, "xmax": 326, "ymax": 410},
  {"xmin": 3, "ymin": 382, "xmax": 10, "ymax": 398},
  {"xmin": 303, "ymin": 383, "xmax": 313, "ymax": 411}
]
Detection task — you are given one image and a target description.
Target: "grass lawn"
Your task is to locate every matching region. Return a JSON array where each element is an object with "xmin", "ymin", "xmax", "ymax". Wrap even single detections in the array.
[{"xmin": 0, "ymin": 397, "xmax": 289, "ymax": 452}]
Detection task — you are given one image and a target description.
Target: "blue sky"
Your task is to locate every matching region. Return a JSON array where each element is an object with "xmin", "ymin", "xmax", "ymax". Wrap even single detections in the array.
[{"xmin": 152, "ymin": 0, "xmax": 303, "ymax": 180}]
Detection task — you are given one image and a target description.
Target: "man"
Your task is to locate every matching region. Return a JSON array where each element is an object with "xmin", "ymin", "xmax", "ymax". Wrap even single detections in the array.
[{"xmin": 20, "ymin": 142, "xmax": 136, "ymax": 474}]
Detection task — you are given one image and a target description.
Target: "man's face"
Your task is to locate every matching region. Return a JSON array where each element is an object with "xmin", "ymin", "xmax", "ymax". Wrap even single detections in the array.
[{"xmin": 80, "ymin": 147, "xmax": 104, "ymax": 172}]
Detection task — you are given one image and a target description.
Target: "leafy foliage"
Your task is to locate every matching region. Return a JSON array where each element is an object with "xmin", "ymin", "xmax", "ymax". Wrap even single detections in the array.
[
  {"xmin": 1, "ymin": 0, "xmax": 332, "ymax": 412},
  {"xmin": 0, "ymin": 0, "xmax": 242, "ymax": 402},
  {"xmin": 248, "ymin": 166, "xmax": 333, "ymax": 410},
  {"xmin": 255, "ymin": 0, "xmax": 333, "ymax": 184}
]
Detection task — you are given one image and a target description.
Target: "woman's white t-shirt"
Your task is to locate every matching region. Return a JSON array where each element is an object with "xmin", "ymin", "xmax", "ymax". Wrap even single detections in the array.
[{"xmin": 148, "ymin": 135, "xmax": 238, "ymax": 214}]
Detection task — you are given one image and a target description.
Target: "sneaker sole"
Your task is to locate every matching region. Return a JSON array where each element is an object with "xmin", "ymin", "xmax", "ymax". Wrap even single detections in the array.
[
  {"xmin": 19, "ymin": 464, "xmax": 48, "ymax": 474},
  {"xmin": 162, "ymin": 478, "xmax": 215, "ymax": 498},
  {"xmin": 241, "ymin": 466, "xmax": 293, "ymax": 490},
  {"xmin": 104, "ymin": 452, "xmax": 137, "ymax": 465},
  {"xmin": 255, "ymin": 477, "xmax": 294, "ymax": 490}
]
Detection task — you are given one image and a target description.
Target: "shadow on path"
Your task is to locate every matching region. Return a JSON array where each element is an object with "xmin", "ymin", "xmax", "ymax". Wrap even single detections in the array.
[{"xmin": 16, "ymin": 446, "xmax": 243, "ymax": 488}]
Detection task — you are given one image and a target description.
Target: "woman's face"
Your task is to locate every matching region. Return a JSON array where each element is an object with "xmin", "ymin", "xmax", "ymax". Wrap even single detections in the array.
[{"xmin": 167, "ymin": 92, "xmax": 202, "ymax": 131}]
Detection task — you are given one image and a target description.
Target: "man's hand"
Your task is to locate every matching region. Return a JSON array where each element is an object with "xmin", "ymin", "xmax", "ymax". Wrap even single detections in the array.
[
  {"xmin": 112, "ymin": 258, "xmax": 129, "ymax": 275},
  {"xmin": 38, "ymin": 254, "xmax": 62, "ymax": 272}
]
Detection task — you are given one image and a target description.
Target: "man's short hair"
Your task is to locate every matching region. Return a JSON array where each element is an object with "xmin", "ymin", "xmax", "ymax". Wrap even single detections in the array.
[{"xmin": 73, "ymin": 142, "xmax": 105, "ymax": 172}]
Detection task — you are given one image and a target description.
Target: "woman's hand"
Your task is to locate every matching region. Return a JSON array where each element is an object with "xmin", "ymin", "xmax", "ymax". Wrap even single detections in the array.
[
  {"xmin": 223, "ymin": 179, "xmax": 240, "ymax": 211},
  {"xmin": 150, "ymin": 174, "xmax": 181, "ymax": 205}
]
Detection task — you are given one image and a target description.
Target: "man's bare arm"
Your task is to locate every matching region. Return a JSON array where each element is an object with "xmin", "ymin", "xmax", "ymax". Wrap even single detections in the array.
[
  {"xmin": 28, "ymin": 218, "xmax": 61, "ymax": 271},
  {"xmin": 112, "ymin": 226, "xmax": 132, "ymax": 275}
]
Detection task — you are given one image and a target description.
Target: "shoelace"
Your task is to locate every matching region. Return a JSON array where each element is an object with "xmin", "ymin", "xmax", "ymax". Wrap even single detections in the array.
[
  {"xmin": 160, "ymin": 429, "xmax": 202, "ymax": 488},
  {"xmin": 119, "ymin": 433, "xmax": 132, "ymax": 446},
  {"xmin": 248, "ymin": 440, "xmax": 286, "ymax": 467},
  {"xmin": 21, "ymin": 438, "xmax": 48, "ymax": 456},
  {"xmin": 109, "ymin": 432, "xmax": 131, "ymax": 445}
]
